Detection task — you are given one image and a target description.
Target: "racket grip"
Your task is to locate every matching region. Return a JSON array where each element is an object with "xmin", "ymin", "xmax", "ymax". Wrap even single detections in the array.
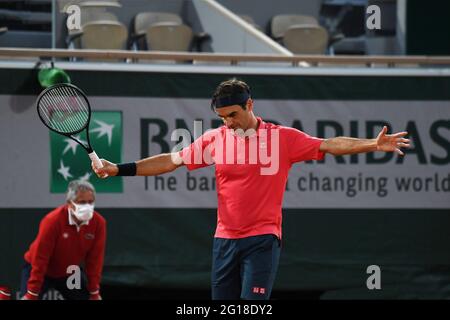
[{"xmin": 89, "ymin": 151, "xmax": 104, "ymax": 169}]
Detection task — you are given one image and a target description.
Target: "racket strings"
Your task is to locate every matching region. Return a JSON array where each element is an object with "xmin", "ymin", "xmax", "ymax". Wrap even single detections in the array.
[
  {"xmin": 42, "ymin": 92, "xmax": 73, "ymax": 133},
  {"xmin": 51, "ymin": 87, "xmax": 87, "ymax": 131},
  {"xmin": 38, "ymin": 86, "xmax": 90, "ymax": 134},
  {"xmin": 57, "ymin": 87, "xmax": 84, "ymax": 131}
]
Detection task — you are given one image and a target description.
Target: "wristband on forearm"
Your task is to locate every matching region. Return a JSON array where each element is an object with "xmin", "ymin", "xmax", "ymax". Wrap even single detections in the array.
[{"xmin": 116, "ymin": 162, "xmax": 137, "ymax": 176}]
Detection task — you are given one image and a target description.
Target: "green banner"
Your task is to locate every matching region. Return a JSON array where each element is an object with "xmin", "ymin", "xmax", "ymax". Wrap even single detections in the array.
[{"xmin": 50, "ymin": 111, "xmax": 123, "ymax": 193}]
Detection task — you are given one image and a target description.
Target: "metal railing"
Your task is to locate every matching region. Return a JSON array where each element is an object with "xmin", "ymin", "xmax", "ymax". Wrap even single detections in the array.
[{"xmin": 0, "ymin": 48, "xmax": 449, "ymax": 67}]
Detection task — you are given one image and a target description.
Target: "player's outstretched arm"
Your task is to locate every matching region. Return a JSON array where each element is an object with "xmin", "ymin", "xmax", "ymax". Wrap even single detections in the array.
[
  {"xmin": 319, "ymin": 126, "xmax": 411, "ymax": 156},
  {"xmin": 92, "ymin": 152, "xmax": 184, "ymax": 178}
]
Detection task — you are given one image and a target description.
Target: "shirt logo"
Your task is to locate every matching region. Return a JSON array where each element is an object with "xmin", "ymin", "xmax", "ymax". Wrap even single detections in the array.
[
  {"xmin": 63, "ymin": 233, "xmax": 69, "ymax": 239},
  {"xmin": 85, "ymin": 233, "xmax": 95, "ymax": 240}
]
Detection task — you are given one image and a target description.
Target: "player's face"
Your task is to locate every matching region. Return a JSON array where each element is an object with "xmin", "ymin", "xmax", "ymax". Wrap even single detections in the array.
[{"xmin": 216, "ymin": 100, "xmax": 253, "ymax": 130}]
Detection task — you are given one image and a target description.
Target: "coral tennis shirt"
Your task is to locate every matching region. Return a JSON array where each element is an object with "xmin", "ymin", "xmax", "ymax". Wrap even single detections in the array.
[
  {"xmin": 24, "ymin": 205, "xmax": 106, "ymax": 294},
  {"xmin": 180, "ymin": 117, "xmax": 324, "ymax": 239}
]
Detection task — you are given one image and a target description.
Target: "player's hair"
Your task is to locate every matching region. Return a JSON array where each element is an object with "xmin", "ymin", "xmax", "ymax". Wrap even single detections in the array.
[
  {"xmin": 66, "ymin": 180, "xmax": 96, "ymax": 202},
  {"xmin": 211, "ymin": 78, "xmax": 251, "ymax": 111}
]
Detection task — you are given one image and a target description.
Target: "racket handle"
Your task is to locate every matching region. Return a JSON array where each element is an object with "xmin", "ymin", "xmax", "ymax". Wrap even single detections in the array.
[{"xmin": 89, "ymin": 151, "xmax": 104, "ymax": 169}]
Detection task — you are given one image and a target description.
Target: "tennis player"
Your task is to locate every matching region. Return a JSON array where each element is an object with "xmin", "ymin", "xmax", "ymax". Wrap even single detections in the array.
[
  {"xmin": 20, "ymin": 180, "xmax": 106, "ymax": 300},
  {"xmin": 92, "ymin": 79, "xmax": 410, "ymax": 300}
]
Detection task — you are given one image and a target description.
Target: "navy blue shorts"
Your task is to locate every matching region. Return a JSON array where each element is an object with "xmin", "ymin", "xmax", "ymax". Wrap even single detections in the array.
[{"xmin": 211, "ymin": 234, "xmax": 281, "ymax": 300}]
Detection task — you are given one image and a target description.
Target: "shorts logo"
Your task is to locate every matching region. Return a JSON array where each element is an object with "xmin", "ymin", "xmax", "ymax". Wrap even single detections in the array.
[{"xmin": 252, "ymin": 287, "xmax": 266, "ymax": 294}]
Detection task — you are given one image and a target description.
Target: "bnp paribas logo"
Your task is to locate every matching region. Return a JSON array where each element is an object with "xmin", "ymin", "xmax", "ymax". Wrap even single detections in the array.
[{"xmin": 50, "ymin": 111, "xmax": 123, "ymax": 193}]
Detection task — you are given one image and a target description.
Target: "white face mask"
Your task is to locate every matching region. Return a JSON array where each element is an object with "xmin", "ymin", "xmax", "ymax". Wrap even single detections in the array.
[{"xmin": 70, "ymin": 201, "xmax": 94, "ymax": 222}]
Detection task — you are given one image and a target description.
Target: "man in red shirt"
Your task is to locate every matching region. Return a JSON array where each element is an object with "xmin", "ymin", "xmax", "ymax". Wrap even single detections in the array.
[
  {"xmin": 92, "ymin": 79, "xmax": 410, "ymax": 300},
  {"xmin": 21, "ymin": 180, "xmax": 106, "ymax": 300}
]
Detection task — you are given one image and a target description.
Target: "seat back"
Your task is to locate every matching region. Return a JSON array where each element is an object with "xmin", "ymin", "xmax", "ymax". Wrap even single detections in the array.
[
  {"xmin": 134, "ymin": 12, "xmax": 182, "ymax": 35},
  {"xmin": 145, "ymin": 23, "xmax": 193, "ymax": 52},
  {"xmin": 81, "ymin": 21, "xmax": 127, "ymax": 50},
  {"xmin": 271, "ymin": 14, "xmax": 318, "ymax": 39},
  {"xmin": 81, "ymin": 11, "xmax": 118, "ymax": 25},
  {"xmin": 282, "ymin": 24, "xmax": 328, "ymax": 54}
]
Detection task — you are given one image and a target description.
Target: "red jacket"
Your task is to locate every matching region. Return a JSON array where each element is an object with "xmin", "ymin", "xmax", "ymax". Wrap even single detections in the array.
[{"xmin": 24, "ymin": 205, "xmax": 106, "ymax": 295}]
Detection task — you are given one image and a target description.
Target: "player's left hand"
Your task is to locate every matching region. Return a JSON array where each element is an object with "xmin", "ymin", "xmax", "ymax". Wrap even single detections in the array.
[{"xmin": 376, "ymin": 126, "xmax": 411, "ymax": 155}]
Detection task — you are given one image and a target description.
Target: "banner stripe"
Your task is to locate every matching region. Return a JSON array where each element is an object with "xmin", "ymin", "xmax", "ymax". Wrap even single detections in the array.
[{"xmin": 1, "ymin": 68, "xmax": 449, "ymax": 100}]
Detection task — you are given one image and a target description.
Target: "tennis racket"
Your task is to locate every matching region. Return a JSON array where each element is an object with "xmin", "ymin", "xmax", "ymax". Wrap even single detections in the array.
[{"xmin": 36, "ymin": 83, "xmax": 104, "ymax": 170}]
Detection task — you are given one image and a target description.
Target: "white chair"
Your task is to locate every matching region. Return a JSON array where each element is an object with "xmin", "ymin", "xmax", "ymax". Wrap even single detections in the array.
[
  {"xmin": 282, "ymin": 24, "xmax": 329, "ymax": 54},
  {"xmin": 131, "ymin": 12, "xmax": 183, "ymax": 50},
  {"xmin": 271, "ymin": 14, "xmax": 318, "ymax": 40},
  {"xmin": 145, "ymin": 22, "xmax": 193, "ymax": 52},
  {"xmin": 134, "ymin": 12, "xmax": 182, "ymax": 36},
  {"xmin": 77, "ymin": 20, "xmax": 128, "ymax": 61}
]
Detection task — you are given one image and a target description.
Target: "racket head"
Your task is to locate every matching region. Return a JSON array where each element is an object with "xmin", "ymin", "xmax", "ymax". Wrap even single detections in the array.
[{"xmin": 36, "ymin": 83, "xmax": 92, "ymax": 136}]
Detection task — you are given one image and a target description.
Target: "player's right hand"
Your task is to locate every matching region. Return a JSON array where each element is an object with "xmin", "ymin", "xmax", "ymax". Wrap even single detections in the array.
[{"xmin": 92, "ymin": 159, "xmax": 118, "ymax": 178}]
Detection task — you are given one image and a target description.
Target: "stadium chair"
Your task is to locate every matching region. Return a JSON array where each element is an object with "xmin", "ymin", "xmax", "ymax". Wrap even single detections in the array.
[
  {"xmin": 271, "ymin": 14, "xmax": 343, "ymax": 55},
  {"xmin": 80, "ymin": 20, "xmax": 127, "ymax": 49},
  {"xmin": 81, "ymin": 11, "xmax": 118, "ymax": 24},
  {"xmin": 66, "ymin": 20, "xmax": 127, "ymax": 62},
  {"xmin": 282, "ymin": 24, "xmax": 329, "ymax": 54},
  {"xmin": 271, "ymin": 14, "xmax": 318, "ymax": 40},
  {"xmin": 130, "ymin": 11, "xmax": 210, "ymax": 54},
  {"xmin": 131, "ymin": 12, "xmax": 182, "ymax": 50},
  {"xmin": 134, "ymin": 12, "xmax": 182, "ymax": 35},
  {"xmin": 78, "ymin": 1, "xmax": 121, "ymax": 24},
  {"xmin": 67, "ymin": 13, "xmax": 119, "ymax": 49},
  {"xmin": 145, "ymin": 22, "xmax": 193, "ymax": 52},
  {"xmin": 64, "ymin": 1, "xmax": 120, "ymax": 51}
]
